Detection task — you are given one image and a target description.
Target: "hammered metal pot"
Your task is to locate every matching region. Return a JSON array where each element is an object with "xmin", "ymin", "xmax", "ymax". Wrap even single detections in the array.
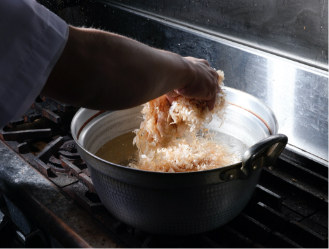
[{"xmin": 71, "ymin": 87, "xmax": 288, "ymax": 235}]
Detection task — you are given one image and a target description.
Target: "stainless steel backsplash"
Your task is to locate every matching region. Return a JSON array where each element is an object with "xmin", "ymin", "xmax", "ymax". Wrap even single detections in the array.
[
  {"xmin": 108, "ymin": 0, "xmax": 328, "ymax": 70},
  {"xmin": 36, "ymin": 0, "xmax": 328, "ymax": 163}
]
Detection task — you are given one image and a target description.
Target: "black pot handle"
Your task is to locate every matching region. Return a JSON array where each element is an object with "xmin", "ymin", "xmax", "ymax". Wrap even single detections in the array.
[{"xmin": 237, "ymin": 134, "xmax": 288, "ymax": 179}]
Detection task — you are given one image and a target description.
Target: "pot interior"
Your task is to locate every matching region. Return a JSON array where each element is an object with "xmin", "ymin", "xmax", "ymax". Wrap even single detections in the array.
[{"xmin": 74, "ymin": 88, "xmax": 277, "ymax": 165}]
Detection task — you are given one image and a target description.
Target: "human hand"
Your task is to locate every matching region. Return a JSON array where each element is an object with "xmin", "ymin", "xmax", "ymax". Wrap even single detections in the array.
[{"xmin": 166, "ymin": 56, "xmax": 220, "ymax": 110}]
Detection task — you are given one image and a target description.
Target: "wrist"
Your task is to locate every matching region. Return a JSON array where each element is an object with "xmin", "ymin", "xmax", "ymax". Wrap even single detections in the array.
[{"xmin": 179, "ymin": 57, "xmax": 196, "ymax": 90}]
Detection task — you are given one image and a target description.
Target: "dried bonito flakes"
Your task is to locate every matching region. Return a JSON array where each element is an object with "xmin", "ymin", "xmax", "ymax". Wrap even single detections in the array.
[{"xmin": 130, "ymin": 70, "xmax": 238, "ymax": 172}]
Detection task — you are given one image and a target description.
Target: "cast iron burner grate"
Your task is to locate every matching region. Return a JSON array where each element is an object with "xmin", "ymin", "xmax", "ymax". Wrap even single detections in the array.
[{"xmin": 0, "ymin": 97, "xmax": 328, "ymax": 248}]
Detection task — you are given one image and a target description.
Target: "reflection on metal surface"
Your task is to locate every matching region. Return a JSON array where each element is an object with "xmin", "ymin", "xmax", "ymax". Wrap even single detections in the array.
[
  {"xmin": 267, "ymin": 59, "xmax": 296, "ymax": 142},
  {"xmin": 266, "ymin": 59, "xmax": 328, "ymax": 163}
]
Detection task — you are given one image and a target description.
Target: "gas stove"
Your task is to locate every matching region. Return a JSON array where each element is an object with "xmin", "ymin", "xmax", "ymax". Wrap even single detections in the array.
[
  {"xmin": 0, "ymin": 96, "xmax": 327, "ymax": 248},
  {"xmin": 1, "ymin": 0, "xmax": 328, "ymax": 247}
]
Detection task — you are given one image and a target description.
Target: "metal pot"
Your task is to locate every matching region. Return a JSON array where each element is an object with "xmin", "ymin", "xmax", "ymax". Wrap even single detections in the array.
[{"xmin": 71, "ymin": 87, "xmax": 287, "ymax": 235}]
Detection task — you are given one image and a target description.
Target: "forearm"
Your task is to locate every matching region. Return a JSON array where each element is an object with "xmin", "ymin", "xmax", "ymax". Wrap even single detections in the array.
[{"xmin": 42, "ymin": 26, "xmax": 192, "ymax": 110}]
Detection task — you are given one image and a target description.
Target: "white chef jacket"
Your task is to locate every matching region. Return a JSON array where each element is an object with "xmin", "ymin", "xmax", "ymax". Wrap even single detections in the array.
[{"xmin": 0, "ymin": 0, "xmax": 69, "ymax": 127}]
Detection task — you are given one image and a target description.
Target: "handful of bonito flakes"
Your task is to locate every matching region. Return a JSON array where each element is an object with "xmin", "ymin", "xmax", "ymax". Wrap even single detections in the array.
[{"xmin": 130, "ymin": 70, "xmax": 238, "ymax": 172}]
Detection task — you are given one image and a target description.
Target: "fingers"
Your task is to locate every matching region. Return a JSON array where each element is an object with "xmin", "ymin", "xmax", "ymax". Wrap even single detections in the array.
[
  {"xmin": 166, "ymin": 95, "xmax": 176, "ymax": 104},
  {"xmin": 165, "ymin": 90, "xmax": 179, "ymax": 104},
  {"xmin": 167, "ymin": 56, "xmax": 219, "ymax": 109},
  {"xmin": 166, "ymin": 89, "xmax": 180, "ymax": 98},
  {"xmin": 182, "ymin": 58, "xmax": 218, "ymax": 100},
  {"xmin": 202, "ymin": 59, "xmax": 210, "ymax": 67},
  {"xmin": 185, "ymin": 57, "xmax": 210, "ymax": 66},
  {"xmin": 206, "ymin": 95, "xmax": 217, "ymax": 111}
]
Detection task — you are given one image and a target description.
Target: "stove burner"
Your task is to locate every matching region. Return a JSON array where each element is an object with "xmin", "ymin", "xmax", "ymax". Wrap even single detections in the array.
[
  {"xmin": 48, "ymin": 155, "xmax": 67, "ymax": 173},
  {"xmin": 58, "ymin": 141, "xmax": 81, "ymax": 160},
  {"xmin": 60, "ymin": 140, "xmax": 76, "ymax": 151}
]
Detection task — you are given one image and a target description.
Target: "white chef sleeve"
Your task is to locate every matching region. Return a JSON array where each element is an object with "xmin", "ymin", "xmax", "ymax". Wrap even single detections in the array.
[{"xmin": 0, "ymin": 0, "xmax": 69, "ymax": 127}]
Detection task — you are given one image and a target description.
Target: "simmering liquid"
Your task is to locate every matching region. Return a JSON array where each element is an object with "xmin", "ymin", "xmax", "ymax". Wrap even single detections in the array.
[
  {"xmin": 96, "ymin": 132, "xmax": 139, "ymax": 166},
  {"xmin": 95, "ymin": 131, "xmax": 248, "ymax": 168}
]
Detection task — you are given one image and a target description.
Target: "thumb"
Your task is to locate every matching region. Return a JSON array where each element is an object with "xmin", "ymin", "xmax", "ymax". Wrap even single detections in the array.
[{"xmin": 166, "ymin": 90, "xmax": 179, "ymax": 104}]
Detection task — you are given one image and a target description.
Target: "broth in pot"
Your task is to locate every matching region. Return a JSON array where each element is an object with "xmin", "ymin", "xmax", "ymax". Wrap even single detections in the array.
[{"xmin": 95, "ymin": 130, "xmax": 248, "ymax": 172}]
